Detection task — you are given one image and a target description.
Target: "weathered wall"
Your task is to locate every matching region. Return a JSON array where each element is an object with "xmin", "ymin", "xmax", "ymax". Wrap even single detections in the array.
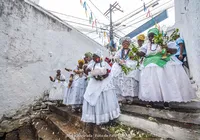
[
  {"xmin": 30, "ymin": 0, "xmax": 40, "ymax": 4},
  {"xmin": 0, "ymin": 0, "xmax": 107, "ymax": 118},
  {"xmin": 174, "ymin": 0, "xmax": 200, "ymax": 96}
]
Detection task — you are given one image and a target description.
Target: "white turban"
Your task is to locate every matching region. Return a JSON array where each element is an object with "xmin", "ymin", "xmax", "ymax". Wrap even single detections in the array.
[
  {"xmin": 119, "ymin": 37, "xmax": 132, "ymax": 44},
  {"xmin": 94, "ymin": 49, "xmax": 103, "ymax": 58}
]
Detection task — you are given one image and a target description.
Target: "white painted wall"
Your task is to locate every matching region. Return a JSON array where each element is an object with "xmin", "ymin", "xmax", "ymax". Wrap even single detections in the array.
[
  {"xmin": 0, "ymin": 0, "xmax": 108, "ymax": 118},
  {"xmin": 174, "ymin": 0, "xmax": 200, "ymax": 96},
  {"xmin": 30, "ymin": 0, "xmax": 40, "ymax": 5}
]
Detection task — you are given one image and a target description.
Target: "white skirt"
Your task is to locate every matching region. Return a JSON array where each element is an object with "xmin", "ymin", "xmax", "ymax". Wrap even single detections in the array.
[
  {"xmin": 63, "ymin": 77, "xmax": 86, "ymax": 105},
  {"xmin": 113, "ymin": 72, "xmax": 139, "ymax": 97},
  {"xmin": 49, "ymin": 82, "xmax": 67, "ymax": 101},
  {"xmin": 139, "ymin": 58, "xmax": 197, "ymax": 102},
  {"xmin": 111, "ymin": 62, "xmax": 139, "ymax": 98},
  {"xmin": 81, "ymin": 88, "xmax": 120, "ymax": 125}
]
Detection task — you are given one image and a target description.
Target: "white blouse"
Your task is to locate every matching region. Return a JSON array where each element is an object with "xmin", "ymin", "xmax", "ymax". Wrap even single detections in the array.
[{"xmin": 140, "ymin": 43, "xmax": 162, "ymax": 56}]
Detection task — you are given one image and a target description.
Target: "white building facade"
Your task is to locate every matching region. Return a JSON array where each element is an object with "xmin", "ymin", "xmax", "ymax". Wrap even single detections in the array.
[{"xmin": 174, "ymin": 0, "xmax": 200, "ymax": 96}]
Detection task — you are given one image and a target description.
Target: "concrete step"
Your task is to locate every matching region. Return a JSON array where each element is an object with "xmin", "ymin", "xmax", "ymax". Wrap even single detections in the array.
[
  {"xmin": 18, "ymin": 125, "xmax": 36, "ymax": 140},
  {"xmin": 32, "ymin": 119, "xmax": 61, "ymax": 140},
  {"xmin": 5, "ymin": 130, "xmax": 18, "ymax": 140},
  {"xmin": 118, "ymin": 113, "xmax": 200, "ymax": 140},
  {"xmin": 4, "ymin": 125, "xmax": 36, "ymax": 140},
  {"xmin": 44, "ymin": 113, "xmax": 88, "ymax": 140},
  {"xmin": 121, "ymin": 104, "xmax": 200, "ymax": 126},
  {"xmin": 49, "ymin": 105, "xmax": 113, "ymax": 139},
  {"xmin": 129, "ymin": 98, "xmax": 200, "ymax": 112}
]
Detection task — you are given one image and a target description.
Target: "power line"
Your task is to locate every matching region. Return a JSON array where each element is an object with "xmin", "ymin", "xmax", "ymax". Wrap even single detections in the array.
[
  {"xmin": 88, "ymin": 0, "xmax": 109, "ymax": 20},
  {"xmin": 116, "ymin": 7, "xmax": 173, "ymax": 33},
  {"xmin": 113, "ymin": 0, "xmax": 163, "ymax": 30},
  {"xmin": 114, "ymin": 0, "xmax": 173, "ymax": 32},
  {"xmin": 120, "ymin": 0, "xmax": 172, "ymax": 26},
  {"xmin": 115, "ymin": 0, "xmax": 173, "ymax": 30},
  {"xmin": 48, "ymin": 10, "xmax": 106, "ymax": 25},
  {"xmin": 115, "ymin": 11, "xmax": 162, "ymax": 32},
  {"xmin": 113, "ymin": 0, "xmax": 157, "ymax": 24},
  {"xmin": 114, "ymin": 6, "xmax": 173, "ymax": 34},
  {"xmin": 62, "ymin": 19, "xmax": 107, "ymax": 30},
  {"xmin": 48, "ymin": 9, "xmax": 111, "ymax": 34}
]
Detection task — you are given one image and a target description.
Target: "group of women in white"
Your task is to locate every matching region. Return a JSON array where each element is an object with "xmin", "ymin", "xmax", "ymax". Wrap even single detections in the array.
[{"xmin": 49, "ymin": 28, "xmax": 196, "ymax": 125}]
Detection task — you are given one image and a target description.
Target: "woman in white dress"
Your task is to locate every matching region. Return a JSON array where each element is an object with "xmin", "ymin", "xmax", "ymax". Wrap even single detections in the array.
[
  {"xmin": 63, "ymin": 60, "xmax": 87, "ymax": 112},
  {"xmin": 81, "ymin": 50, "xmax": 120, "ymax": 125},
  {"xmin": 137, "ymin": 28, "xmax": 196, "ymax": 108},
  {"xmin": 49, "ymin": 70, "xmax": 67, "ymax": 101},
  {"xmin": 111, "ymin": 37, "xmax": 139, "ymax": 104}
]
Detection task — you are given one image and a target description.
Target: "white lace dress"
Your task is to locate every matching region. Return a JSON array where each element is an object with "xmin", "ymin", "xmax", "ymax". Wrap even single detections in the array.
[
  {"xmin": 49, "ymin": 74, "xmax": 67, "ymax": 101},
  {"xmin": 111, "ymin": 49, "xmax": 140, "ymax": 101},
  {"xmin": 81, "ymin": 61, "xmax": 120, "ymax": 125},
  {"xmin": 63, "ymin": 67, "xmax": 87, "ymax": 107},
  {"xmin": 138, "ymin": 43, "xmax": 197, "ymax": 102}
]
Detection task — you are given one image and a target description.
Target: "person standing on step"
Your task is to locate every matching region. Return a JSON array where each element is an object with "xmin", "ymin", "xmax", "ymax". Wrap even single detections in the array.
[
  {"xmin": 81, "ymin": 50, "xmax": 120, "ymax": 125},
  {"xmin": 137, "ymin": 28, "xmax": 196, "ymax": 109},
  {"xmin": 110, "ymin": 37, "xmax": 140, "ymax": 104},
  {"xmin": 63, "ymin": 60, "xmax": 87, "ymax": 112},
  {"xmin": 175, "ymin": 37, "xmax": 187, "ymax": 62},
  {"xmin": 137, "ymin": 34, "xmax": 146, "ymax": 64},
  {"xmin": 82, "ymin": 52, "xmax": 94, "ymax": 75},
  {"xmin": 83, "ymin": 52, "xmax": 93, "ymax": 65},
  {"xmin": 137, "ymin": 34, "xmax": 145, "ymax": 48},
  {"xmin": 49, "ymin": 70, "xmax": 67, "ymax": 105}
]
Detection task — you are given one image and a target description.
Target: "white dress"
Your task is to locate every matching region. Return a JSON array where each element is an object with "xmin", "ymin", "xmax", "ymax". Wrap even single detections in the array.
[
  {"xmin": 139, "ymin": 43, "xmax": 197, "ymax": 102},
  {"xmin": 81, "ymin": 61, "xmax": 120, "ymax": 125},
  {"xmin": 49, "ymin": 74, "xmax": 67, "ymax": 101},
  {"xmin": 63, "ymin": 67, "xmax": 87, "ymax": 106},
  {"xmin": 111, "ymin": 49, "xmax": 139, "ymax": 100}
]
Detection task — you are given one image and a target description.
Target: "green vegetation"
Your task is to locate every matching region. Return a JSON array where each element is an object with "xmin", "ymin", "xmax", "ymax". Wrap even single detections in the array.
[{"xmin": 106, "ymin": 122, "xmax": 158, "ymax": 139}]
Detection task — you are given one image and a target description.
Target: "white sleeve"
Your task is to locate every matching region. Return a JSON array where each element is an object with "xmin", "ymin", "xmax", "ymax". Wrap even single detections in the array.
[
  {"xmin": 103, "ymin": 61, "xmax": 111, "ymax": 70},
  {"xmin": 139, "ymin": 44, "xmax": 147, "ymax": 54},
  {"xmin": 87, "ymin": 62, "xmax": 94, "ymax": 70},
  {"xmin": 61, "ymin": 74, "xmax": 66, "ymax": 80},
  {"xmin": 114, "ymin": 50, "xmax": 121, "ymax": 59},
  {"xmin": 167, "ymin": 41, "xmax": 177, "ymax": 49}
]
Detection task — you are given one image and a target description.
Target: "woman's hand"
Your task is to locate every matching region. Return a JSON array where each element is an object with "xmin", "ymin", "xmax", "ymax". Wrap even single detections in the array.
[
  {"xmin": 166, "ymin": 48, "xmax": 177, "ymax": 54},
  {"xmin": 119, "ymin": 60, "xmax": 125, "ymax": 65},
  {"xmin": 136, "ymin": 52, "xmax": 145, "ymax": 57},
  {"xmin": 130, "ymin": 56, "xmax": 134, "ymax": 60},
  {"xmin": 65, "ymin": 68, "xmax": 72, "ymax": 72},
  {"xmin": 178, "ymin": 54, "xmax": 183, "ymax": 61},
  {"xmin": 161, "ymin": 45, "xmax": 167, "ymax": 49},
  {"xmin": 49, "ymin": 76, "xmax": 54, "ymax": 82},
  {"xmin": 73, "ymin": 70, "xmax": 79, "ymax": 74}
]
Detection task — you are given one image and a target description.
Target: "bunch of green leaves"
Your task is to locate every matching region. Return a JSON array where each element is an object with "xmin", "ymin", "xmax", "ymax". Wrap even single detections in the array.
[
  {"xmin": 106, "ymin": 122, "xmax": 156, "ymax": 139},
  {"xmin": 154, "ymin": 28, "xmax": 180, "ymax": 46},
  {"xmin": 169, "ymin": 28, "xmax": 179, "ymax": 41},
  {"xmin": 121, "ymin": 64, "xmax": 133, "ymax": 75},
  {"xmin": 128, "ymin": 43, "xmax": 141, "ymax": 67},
  {"xmin": 153, "ymin": 32, "xmax": 164, "ymax": 46}
]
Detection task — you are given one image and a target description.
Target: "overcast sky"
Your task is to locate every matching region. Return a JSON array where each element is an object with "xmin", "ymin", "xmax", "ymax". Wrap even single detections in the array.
[{"xmin": 39, "ymin": 0, "xmax": 175, "ymax": 45}]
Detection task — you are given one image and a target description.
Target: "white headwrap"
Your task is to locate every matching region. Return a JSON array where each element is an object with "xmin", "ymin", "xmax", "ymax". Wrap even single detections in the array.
[
  {"xmin": 119, "ymin": 37, "xmax": 132, "ymax": 44},
  {"xmin": 94, "ymin": 49, "xmax": 103, "ymax": 58}
]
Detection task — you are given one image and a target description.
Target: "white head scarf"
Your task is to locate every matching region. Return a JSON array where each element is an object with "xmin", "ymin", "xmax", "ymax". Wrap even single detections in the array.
[
  {"xmin": 94, "ymin": 49, "xmax": 103, "ymax": 58},
  {"xmin": 119, "ymin": 37, "xmax": 132, "ymax": 44}
]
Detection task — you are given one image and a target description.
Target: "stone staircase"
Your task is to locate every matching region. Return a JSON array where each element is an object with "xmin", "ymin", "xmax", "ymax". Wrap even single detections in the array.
[
  {"xmin": 2, "ymin": 104, "xmax": 115, "ymax": 140},
  {"xmin": 31, "ymin": 105, "xmax": 115, "ymax": 140},
  {"xmin": 2, "ymin": 100, "xmax": 200, "ymax": 140},
  {"xmin": 119, "ymin": 100, "xmax": 200, "ymax": 140}
]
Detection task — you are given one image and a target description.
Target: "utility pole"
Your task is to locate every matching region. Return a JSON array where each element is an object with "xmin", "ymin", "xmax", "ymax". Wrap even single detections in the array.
[{"xmin": 104, "ymin": 2, "xmax": 123, "ymax": 51}]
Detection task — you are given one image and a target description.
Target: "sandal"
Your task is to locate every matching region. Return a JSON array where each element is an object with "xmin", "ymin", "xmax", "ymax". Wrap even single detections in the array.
[
  {"xmin": 163, "ymin": 102, "xmax": 170, "ymax": 110},
  {"xmin": 71, "ymin": 108, "xmax": 76, "ymax": 112},
  {"xmin": 146, "ymin": 102, "xmax": 154, "ymax": 108}
]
